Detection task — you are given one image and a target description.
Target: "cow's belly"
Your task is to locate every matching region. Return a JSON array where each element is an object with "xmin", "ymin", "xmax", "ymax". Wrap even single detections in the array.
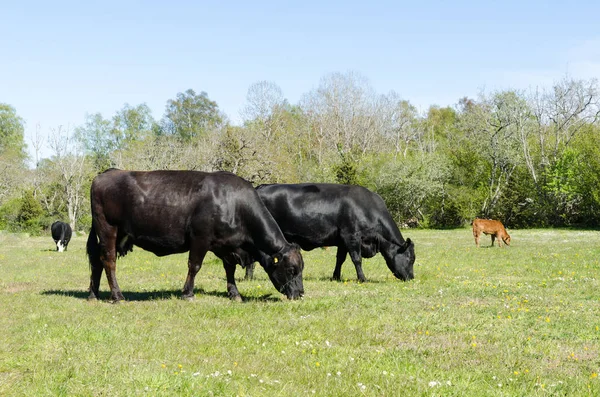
[
  {"xmin": 284, "ymin": 230, "xmax": 338, "ymax": 251},
  {"xmin": 126, "ymin": 234, "xmax": 188, "ymax": 256},
  {"xmin": 121, "ymin": 217, "xmax": 190, "ymax": 256}
]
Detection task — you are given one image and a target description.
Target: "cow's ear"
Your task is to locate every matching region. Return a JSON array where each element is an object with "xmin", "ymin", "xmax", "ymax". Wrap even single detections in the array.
[
  {"xmin": 399, "ymin": 238, "xmax": 412, "ymax": 252},
  {"xmin": 272, "ymin": 253, "xmax": 283, "ymax": 266}
]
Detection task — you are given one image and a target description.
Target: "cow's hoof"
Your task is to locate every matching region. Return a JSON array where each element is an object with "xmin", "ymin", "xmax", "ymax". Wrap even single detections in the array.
[
  {"xmin": 230, "ymin": 295, "xmax": 243, "ymax": 302},
  {"xmin": 181, "ymin": 294, "xmax": 195, "ymax": 301}
]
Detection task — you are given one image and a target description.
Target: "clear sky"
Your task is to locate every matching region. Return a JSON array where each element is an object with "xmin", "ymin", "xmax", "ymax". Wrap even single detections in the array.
[{"xmin": 2, "ymin": 0, "xmax": 599, "ymax": 160}]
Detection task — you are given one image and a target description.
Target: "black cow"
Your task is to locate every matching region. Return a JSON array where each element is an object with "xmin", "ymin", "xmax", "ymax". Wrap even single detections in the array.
[
  {"xmin": 246, "ymin": 183, "xmax": 415, "ymax": 282},
  {"xmin": 51, "ymin": 221, "xmax": 72, "ymax": 252},
  {"xmin": 86, "ymin": 169, "xmax": 304, "ymax": 302}
]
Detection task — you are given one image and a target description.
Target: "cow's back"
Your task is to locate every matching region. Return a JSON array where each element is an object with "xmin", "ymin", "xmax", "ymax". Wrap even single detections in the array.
[
  {"xmin": 91, "ymin": 169, "xmax": 282, "ymax": 255},
  {"xmin": 473, "ymin": 218, "xmax": 507, "ymax": 234},
  {"xmin": 256, "ymin": 183, "xmax": 405, "ymax": 248}
]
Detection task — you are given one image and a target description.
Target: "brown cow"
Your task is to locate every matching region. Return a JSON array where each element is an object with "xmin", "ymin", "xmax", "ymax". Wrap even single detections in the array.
[{"xmin": 472, "ymin": 218, "xmax": 511, "ymax": 248}]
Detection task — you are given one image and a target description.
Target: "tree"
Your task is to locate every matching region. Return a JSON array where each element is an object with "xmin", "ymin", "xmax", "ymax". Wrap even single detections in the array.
[
  {"xmin": 111, "ymin": 103, "xmax": 155, "ymax": 149},
  {"xmin": 17, "ymin": 190, "xmax": 44, "ymax": 235},
  {"xmin": 0, "ymin": 104, "xmax": 28, "ymax": 206},
  {"xmin": 458, "ymin": 91, "xmax": 527, "ymax": 217},
  {"xmin": 241, "ymin": 81, "xmax": 288, "ymax": 141},
  {"xmin": 48, "ymin": 126, "xmax": 91, "ymax": 230},
  {"xmin": 161, "ymin": 89, "xmax": 224, "ymax": 140},
  {"xmin": 540, "ymin": 77, "xmax": 600, "ymax": 164},
  {"xmin": 0, "ymin": 103, "xmax": 27, "ymax": 157},
  {"xmin": 74, "ymin": 113, "xmax": 113, "ymax": 170},
  {"xmin": 524, "ymin": 77, "xmax": 600, "ymax": 224},
  {"xmin": 380, "ymin": 93, "xmax": 423, "ymax": 158},
  {"xmin": 570, "ymin": 124, "xmax": 600, "ymax": 225},
  {"xmin": 212, "ymin": 126, "xmax": 261, "ymax": 179},
  {"xmin": 301, "ymin": 71, "xmax": 380, "ymax": 157}
]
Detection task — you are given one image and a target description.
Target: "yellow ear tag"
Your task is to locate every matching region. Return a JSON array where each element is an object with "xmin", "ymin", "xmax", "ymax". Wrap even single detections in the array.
[{"xmin": 273, "ymin": 257, "xmax": 279, "ymax": 263}]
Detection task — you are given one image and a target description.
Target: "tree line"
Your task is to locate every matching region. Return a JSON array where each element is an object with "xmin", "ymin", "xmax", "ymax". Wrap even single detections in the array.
[{"xmin": 2, "ymin": 71, "xmax": 600, "ymax": 234}]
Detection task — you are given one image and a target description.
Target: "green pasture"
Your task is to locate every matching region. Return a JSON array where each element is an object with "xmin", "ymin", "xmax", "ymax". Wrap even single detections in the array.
[{"xmin": 1, "ymin": 228, "xmax": 600, "ymax": 396}]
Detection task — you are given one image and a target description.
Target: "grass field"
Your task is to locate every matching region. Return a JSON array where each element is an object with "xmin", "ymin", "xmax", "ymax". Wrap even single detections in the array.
[{"xmin": 1, "ymin": 228, "xmax": 600, "ymax": 396}]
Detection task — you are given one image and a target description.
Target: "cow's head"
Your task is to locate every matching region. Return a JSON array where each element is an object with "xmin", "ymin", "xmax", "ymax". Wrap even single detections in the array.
[
  {"xmin": 503, "ymin": 234, "xmax": 511, "ymax": 246},
  {"xmin": 388, "ymin": 238, "xmax": 415, "ymax": 281},
  {"xmin": 55, "ymin": 240, "xmax": 66, "ymax": 252},
  {"xmin": 264, "ymin": 243, "xmax": 304, "ymax": 300}
]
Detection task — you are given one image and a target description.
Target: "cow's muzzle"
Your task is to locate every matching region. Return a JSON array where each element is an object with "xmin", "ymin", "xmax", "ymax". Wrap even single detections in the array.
[{"xmin": 394, "ymin": 272, "xmax": 414, "ymax": 281}]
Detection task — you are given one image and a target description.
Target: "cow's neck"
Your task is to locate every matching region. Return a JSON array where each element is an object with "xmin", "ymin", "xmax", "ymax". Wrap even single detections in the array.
[{"xmin": 247, "ymin": 212, "xmax": 288, "ymax": 255}]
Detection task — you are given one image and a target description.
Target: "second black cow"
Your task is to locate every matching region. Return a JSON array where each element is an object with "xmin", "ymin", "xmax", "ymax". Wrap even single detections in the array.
[
  {"xmin": 51, "ymin": 221, "xmax": 72, "ymax": 252},
  {"xmin": 246, "ymin": 183, "xmax": 415, "ymax": 282}
]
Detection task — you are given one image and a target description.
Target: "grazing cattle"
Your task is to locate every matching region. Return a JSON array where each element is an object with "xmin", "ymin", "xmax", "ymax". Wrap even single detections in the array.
[
  {"xmin": 51, "ymin": 221, "xmax": 72, "ymax": 252},
  {"xmin": 472, "ymin": 218, "xmax": 511, "ymax": 247},
  {"xmin": 246, "ymin": 183, "xmax": 415, "ymax": 282},
  {"xmin": 87, "ymin": 169, "xmax": 304, "ymax": 302}
]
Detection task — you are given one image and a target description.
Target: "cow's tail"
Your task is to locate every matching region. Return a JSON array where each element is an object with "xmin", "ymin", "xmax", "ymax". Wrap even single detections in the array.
[{"xmin": 87, "ymin": 222, "xmax": 101, "ymax": 267}]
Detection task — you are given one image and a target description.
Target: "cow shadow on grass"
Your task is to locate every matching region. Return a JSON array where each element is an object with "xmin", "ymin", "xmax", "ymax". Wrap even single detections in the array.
[
  {"xmin": 296, "ymin": 275, "xmax": 387, "ymax": 283},
  {"xmin": 41, "ymin": 288, "xmax": 280, "ymax": 303},
  {"xmin": 248, "ymin": 273, "xmax": 386, "ymax": 283}
]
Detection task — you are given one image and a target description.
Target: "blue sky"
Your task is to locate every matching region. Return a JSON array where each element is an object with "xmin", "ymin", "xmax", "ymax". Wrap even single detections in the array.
[{"xmin": 2, "ymin": 0, "xmax": 599, "ymax": 160}]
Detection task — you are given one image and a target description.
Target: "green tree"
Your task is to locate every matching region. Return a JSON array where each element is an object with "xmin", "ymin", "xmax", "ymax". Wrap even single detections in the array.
[
  {"xmin": 162, "ymin": 89, "xmax": 224, "ymax": 140},
  {"xmin": 17, "ymin": 190, "xmax": 44, "ymax": 235},
  {"xmin": 74, "ymin": 113, "xmax": 113, "ymax": 169},
  {"xmin": 111, "ymin": 103, "xmax": 155, "ymax": 149},
  {"xmin": 0, "ymin": 104, "xmax": 29, "ymax": 208},
  {"xmin": 572, "ymin": 125, "xmax": 600, "ymax": 225},
  {"xmin": 333, "ymin": 147, "xmax": 359, "ymax": 185},
  {"xmin": 0, "ymin": 103, "xmax": 27, "ymax": 157},
  {"xmin": 425, "ymin": 105, "xmax": 459, "ymax": 147}
]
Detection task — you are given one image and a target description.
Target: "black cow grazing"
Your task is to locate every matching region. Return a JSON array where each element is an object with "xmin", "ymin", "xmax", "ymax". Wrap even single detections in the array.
[
  {"xmin": 246, "ymin": 183, "xmax": 415, "ymax": 282},
  {"xmin": 87, "ymin": 169, "xmax": 304, "ymax": 302},
  {"xmin": 51, "ymin": 221, "xmax": 72, "ymax": 252}
]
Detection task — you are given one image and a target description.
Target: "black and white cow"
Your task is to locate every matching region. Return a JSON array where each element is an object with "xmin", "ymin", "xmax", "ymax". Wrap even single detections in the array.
[
  {"xmin": 245, "ymin": 183, "xmax": 415, "ymax": 282},
  {"xmin": 86, "ymin": 169, "xmax": 304, "ymax": 302},
  {"xmin": 51, "ymin": 221, "xmax": 72, "ymax": 252}
]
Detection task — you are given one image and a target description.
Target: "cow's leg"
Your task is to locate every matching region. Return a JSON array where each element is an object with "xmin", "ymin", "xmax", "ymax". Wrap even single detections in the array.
[
  {"xmin": 224, "ymin": 260, "xmax": 243, "ymax": 302},
  {"xmin": 182, "ymin": 246, "xmax": 207, "ymax": 300},
  {"xmin": 350, "ymin": 250, "xmax": 367, "ymax": 283},
  {"xmin": 88, "ymin": 260, "xmax": 104, "ymax": 300},
  {"xmin": 332, "ymin": 246, "xmax": 348, "ymax": 281},
  {"xmin": 100, "ymin": 229, "xmax": 124, "ymax": 302},
  {"xmin": 87, "ymin": 225, "xmax": 104, "ymax": 300},
  {"xmin": 86, "ymin": 223, "xmax": 123, "ymax": 301},
  {"xmin": 491, "ymin": 235, "xmax": 496, "ymax": 247},
  {"xmin": 103, "ymin": 249, "xmax": 124, "ymax": 301},
  {"xmin": 342, "ymin": 235, "xmax": 366, "ymax": 282},
  {"xmin": 473, "ymin": 230, "xmax": 480, "ymax": 247},
  {"xmin": 244, "ymin": 262, "xmax": 255, "ymax": 280}
]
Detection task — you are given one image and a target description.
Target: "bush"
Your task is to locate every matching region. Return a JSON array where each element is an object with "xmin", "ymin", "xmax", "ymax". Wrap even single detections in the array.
[
  {"xmin": 0, "ymin": 197, "xmax": 21, "ymax": 231},
  {"xmin": 17, "ymin": 190, "xmax": 45, "ymax": 235}
]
